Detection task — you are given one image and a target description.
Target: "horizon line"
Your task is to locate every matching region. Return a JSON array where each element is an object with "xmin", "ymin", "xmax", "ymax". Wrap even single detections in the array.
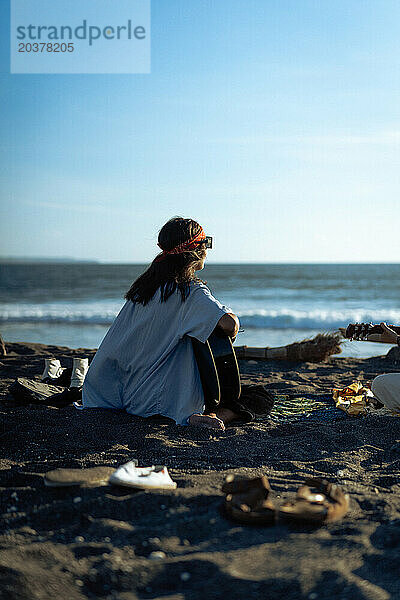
[{"xmin": 1, "ymin": 258, "xmax": 399, "ymax": 266}]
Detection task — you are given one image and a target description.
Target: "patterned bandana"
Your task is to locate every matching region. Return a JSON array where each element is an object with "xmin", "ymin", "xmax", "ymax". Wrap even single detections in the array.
[{"xmin": 155, "ymin": 228, "xmax": 206, "ymax": 262}]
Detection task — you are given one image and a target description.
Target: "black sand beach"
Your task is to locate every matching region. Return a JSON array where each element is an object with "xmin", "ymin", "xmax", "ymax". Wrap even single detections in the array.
[{"xmin": 1, "ymin": 342, "xmax": 400, "ymax": 599}]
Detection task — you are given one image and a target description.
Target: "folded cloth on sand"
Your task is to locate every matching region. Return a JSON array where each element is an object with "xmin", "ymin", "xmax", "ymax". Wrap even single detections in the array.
[
  {"xmin": 109, "ymin": 461, "xmax": 177, "ymax": 490},
  {"xmin": 333, "ymin": 381, "xmax": 376, "ymax": 416},
  {"xmin": 221, "ymin": 384, "xmax": 275, "ymax": 423},
  {"xmin": 238, "ymin": 384, "xmax": 275, "ymax": 416},
  {"xmin": 9, "ymin": 378, "xmax": 72, "ymax": 407},
  {"xmin": 44, "ymin": 466, "xmax": 116, "ymax": 487}
]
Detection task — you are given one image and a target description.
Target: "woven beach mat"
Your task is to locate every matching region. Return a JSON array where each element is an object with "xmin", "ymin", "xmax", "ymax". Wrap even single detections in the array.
[{"xmin": 267, "ymin": 394, "xmax": 347, "ymax": 424}]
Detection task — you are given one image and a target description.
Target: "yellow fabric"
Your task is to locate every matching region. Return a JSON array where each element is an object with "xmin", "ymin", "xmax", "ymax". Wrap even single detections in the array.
[{"xmin": 332, "ymin": 381, "xmax": 374, "ymax": 416}]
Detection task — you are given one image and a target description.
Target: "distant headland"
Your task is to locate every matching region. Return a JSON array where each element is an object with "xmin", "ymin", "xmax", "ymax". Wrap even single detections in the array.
[{"xmin": 0, "ymin": 257, "xmax": 99, "ymax": 264}]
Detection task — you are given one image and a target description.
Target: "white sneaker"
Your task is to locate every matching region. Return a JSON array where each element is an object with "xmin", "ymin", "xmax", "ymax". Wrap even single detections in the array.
[
  {"xmin": 41, "ymin": 358, "xmax": 64, "ymax": 382},
  {"xmin": 70, "ymin": 358, "xmax": 89, "ymax": 388},
  {"xmin": 109, "ymin": 461, "xmax": 177, "ymax": 490}
]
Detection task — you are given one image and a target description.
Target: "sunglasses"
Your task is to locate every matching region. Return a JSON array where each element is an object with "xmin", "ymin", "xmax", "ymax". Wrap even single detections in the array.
[{"xmin": 201, "ymin": 236, "xmax": 213, "ymax": 249}]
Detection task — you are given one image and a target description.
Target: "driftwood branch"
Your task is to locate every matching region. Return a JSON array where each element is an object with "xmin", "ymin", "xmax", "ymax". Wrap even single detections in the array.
[
  {"xmin": 235, "ymin": 333, "xmax": 342, "ymax": 363},
  {"xmin": 0, "ymin": 334, "xmax": 6, "ymax": 357}
]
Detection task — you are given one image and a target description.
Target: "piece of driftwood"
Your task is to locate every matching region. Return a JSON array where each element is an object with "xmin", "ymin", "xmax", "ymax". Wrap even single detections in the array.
[
  {"xmin": 235, "ymin": 333, "xmax": 342, "ymax": 363},
  {"xmin": 0, "ymin": 334, "xmax": 6, "ymax": 357}
]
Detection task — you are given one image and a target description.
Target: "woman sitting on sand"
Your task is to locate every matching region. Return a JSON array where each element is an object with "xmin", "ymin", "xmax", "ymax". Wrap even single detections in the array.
[
  {"xmin": 371, "ymin": 322, "xmax": 400, "ymax": 413},
  {"xmin": 83, "ymin": 217, "xmax": 251, "ymax": 430}
]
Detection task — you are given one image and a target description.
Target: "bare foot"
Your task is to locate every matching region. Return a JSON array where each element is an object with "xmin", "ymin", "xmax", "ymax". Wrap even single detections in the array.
[{"xmin": 188, "ymin": 413, "xmax": 225, "ymax": 431}]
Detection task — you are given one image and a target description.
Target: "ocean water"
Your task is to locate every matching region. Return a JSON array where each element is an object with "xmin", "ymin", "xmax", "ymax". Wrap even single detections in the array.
[{"xmin": 1, "ymin": 263, "xmax": 399, "ymax": 358}]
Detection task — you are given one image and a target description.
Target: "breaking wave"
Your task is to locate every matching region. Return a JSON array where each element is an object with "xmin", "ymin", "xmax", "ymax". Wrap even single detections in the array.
[{"xmin": 1, "ymin": 303, "xmax": 399, "ymax": 331}]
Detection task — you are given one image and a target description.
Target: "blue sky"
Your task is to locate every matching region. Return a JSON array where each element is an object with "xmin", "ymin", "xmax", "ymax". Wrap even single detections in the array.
[{"xmin": 1, "ymin": 0, "xmax": 399, "ymax": 263}]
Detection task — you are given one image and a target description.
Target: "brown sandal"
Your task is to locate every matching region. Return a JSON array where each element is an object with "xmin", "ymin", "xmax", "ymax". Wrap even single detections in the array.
[
  {"xmin": 44, "ymin": 466, "xmax": 116, "ymax": 487},
  {"xmin": 222, "ymin": 474, "xmax": 276, "ymax": 526},
  {"xmin": 278, "ymin": 477, "xmax": 349, "ymax": 525}
]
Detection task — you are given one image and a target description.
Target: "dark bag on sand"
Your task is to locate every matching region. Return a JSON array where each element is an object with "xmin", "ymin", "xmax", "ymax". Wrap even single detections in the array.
[
  {"xmin": 238, "ymin": 384, "xmax": 275, "ymax": 419},
  {"xmin": 8, "ymin": 378, "xmax": 76, "ymax": 408},
  {"xmin": 224, "ymin": 384, "xmax": 275, "ymax": 423}
]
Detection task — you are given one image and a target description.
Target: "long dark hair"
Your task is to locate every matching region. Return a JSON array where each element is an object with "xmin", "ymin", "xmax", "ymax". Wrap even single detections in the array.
[{"xmin": 125, "ymin": 217, "xmax": 207, "ymax": 305}]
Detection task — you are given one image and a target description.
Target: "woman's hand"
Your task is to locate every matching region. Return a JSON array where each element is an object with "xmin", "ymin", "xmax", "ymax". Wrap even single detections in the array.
[
  {"xmin": 368, "ymin": 322, "xmax": 399, "ymax": 344},
  {"xmin": 380, "ymin": 322, "xmax": 400, "ymax": 344},
  {"xmin": 217, "ymin": 313, "xmax": 240, "ymax": 338}
]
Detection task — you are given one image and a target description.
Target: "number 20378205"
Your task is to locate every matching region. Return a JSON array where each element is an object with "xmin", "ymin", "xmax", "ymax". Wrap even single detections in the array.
[{"xmin": 18, "ymin": 43, "xmax": 75, "ymax": 52}]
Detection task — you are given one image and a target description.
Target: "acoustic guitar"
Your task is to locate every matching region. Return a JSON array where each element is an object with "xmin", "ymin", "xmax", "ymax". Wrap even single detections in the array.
[
  {"xmin": 342, "ymin": 323, "xmax": 400, "ymax": 342},
  {"xmin": 191, "ymin": 328, "xmax": 241, "ymax": 412}
]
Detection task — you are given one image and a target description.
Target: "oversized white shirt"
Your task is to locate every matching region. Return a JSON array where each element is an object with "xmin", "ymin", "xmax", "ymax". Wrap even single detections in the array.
[{"xmin": 82, "ymin": 282, "xmax": 230, "ymax": 424}]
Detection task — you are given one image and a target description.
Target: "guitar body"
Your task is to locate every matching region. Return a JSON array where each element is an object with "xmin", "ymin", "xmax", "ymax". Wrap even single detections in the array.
[
  {"xmin": 344, "ymin": 323, "xmax": 400, "ymax": 341},
  {"xmin": 191, "ymin": 328, "xmax": 241, "ymax": 412}
]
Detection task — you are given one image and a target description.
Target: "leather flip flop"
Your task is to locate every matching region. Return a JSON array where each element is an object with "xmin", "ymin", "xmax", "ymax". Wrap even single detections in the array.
[
  {"xmin": 222, "ymin": 474, "xmax": 276, "ymax": 526},
  {"xmin": 44, "ymin": 466, "xmax": 117, "ymax": 487},
  {"xmin": 278, "ymin": 477, "xmax": 349, "ymax": 525}
]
